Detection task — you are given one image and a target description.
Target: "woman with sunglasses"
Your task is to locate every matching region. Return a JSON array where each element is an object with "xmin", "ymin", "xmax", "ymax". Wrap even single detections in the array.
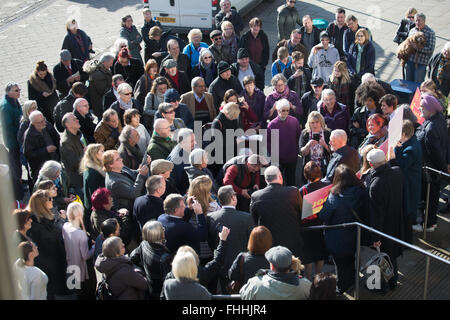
[
  {"xmin": 143, "ymin": 76, "xmax": 170, "ymax": 132},
  {"xmin": 26, "ymin": 190, "xmax": 68, "ymax": 299},
  {"xmin": 393, "ymin": 8, "xmax": 417, "ymax": 45},
  {"xmin": 192, "ymin": 49, "xmax": 217, "ymax": 88},
  {"xmin": 110, "ymin": 82, "xmax": 142, "ymax": 127}
]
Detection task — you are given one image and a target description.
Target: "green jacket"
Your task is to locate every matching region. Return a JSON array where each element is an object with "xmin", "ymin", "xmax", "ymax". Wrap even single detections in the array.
[
  {"xmin": 277, "ymin": 5, "xmax": 302, "ymax": 41},
  {"xmin": 146, "ymin": 134, "xmax": 177, "ymax": 161},
  {"xmin": 0, "ymin": 95, "xmax": 22, "ymax": 150}
]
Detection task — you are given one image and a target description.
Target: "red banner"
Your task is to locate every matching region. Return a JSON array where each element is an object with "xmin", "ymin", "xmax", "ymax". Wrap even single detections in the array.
[
  {"xmin": 410, "ymin": 88, "xmax": 425, "ymax": 124},
  {"xmin": 302, "ymin": 184, "xmax": 333, "ymax": 220}
]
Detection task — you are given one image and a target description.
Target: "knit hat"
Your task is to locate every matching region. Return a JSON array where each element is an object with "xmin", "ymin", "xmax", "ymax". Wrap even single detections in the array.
[
  {"xmin": 164, "ymin": 88, "xmax": 180, "ymax": 103},
  {"xmin": 265, "ymin": 246, "xmax": 293, "ymax": 269},
  {"xmin": 217, "ymin": 61, "xmax": 231, "ymax": 75},
  {"xmin": 162, "ymin": 59, "xmax": 177, "ymax": 69},
  {"xmin": 60, "ymin": 49, "xmax": 72, "ymax": 61},
  {"xmin": 150, "ymin": 159, "xmax": 174, "ymax": 175},
  {"xmin": 210, "ymin": 29, "xmax": 222, "ymax": 39},
  {"xmin": 320, "ymin": 30, "xmax": 330, "ymax": 40},
  {"xmin": 237, "ymin": 48, "xmax": 250, "ymax": 60},
  {"xmin": 420, "ymin": 93, "xmax": 443, "ymax": 113},
  {"xmin": 366, "ymin": 149, "xmax": 386, "ymax": 164}
]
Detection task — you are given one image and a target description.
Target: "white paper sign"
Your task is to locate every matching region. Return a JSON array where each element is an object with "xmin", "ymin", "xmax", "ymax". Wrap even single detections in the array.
[{"xmin": 387, "ymin": 108, "xmax": 404, "ymax": 159}]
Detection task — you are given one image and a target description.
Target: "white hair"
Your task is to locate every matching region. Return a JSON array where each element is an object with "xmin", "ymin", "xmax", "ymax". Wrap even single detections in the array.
[
  {"xmin": 38, "ymin": 160, "xmax": 62, "ymax": 180},
  {"xmin": 189, "ymin": 148, "xmax": 206, "ymax": 166},
  {"xmin": 191, "ymin": 76, "xmax": 205, "ymax": 89},
  {"xmin": 113, "ymin": 38, "xmax": 128, "ymax": 56},
  {"xmin": 73, "ymin": 98, "xmax": 88, "ymax": 111},
  {"xmin": 443, "ymin": 42, "xmax": 450, "ymax": 52},
  {"xmin": 187, "ymin": 29, "xmax": 202, "ymax": 43},
  {"xmin": 264, "ymin": 165, "xmax": 281, "ymax": 183},
  {"xmin": 199, "ymin": 48, "xmax": 213, "ymax": 63},
  {"xmin": 100, "ymin": 52, "xmax": 115, "ymax": 64},
  {"xmin": 29, "ymin": 110, "xmax": 44, "ymax": 124},
  {"xmin": 117, "ymin": 82, "xmax": 133, "ymax": 94},
  {"xmin": 321, "ymin": 88, "xmax": 336, "ymax": 100},
  {"xmin": 361, "ymin": 73, "xmax": 376, "ymax": 83},
  {"xmin": 167, "ymin": 39, "xmax": 179, "ymax": 51},
  {"xmin": 275, "ymin": 98, "xmax": 290, "ymax": 111},
  {"xmin": 176, "ymin": 128, "xmax": 194, "ymax": 144},
  {"xmin": 330, "ymin": 129, "xmax": 347, "ymax": 144},
  {"xmin": 5, "ymin": 82, "xmax": 19, "ymax": 94},
  {"xmin": 21, "ymin": 100, "xmax": 37, "ymax": 121},
  {"xmin": 67, "ymin": 202, "xmax": 84, "ymax": 221}
]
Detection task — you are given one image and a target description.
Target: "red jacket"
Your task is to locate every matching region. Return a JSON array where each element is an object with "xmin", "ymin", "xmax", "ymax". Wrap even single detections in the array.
[{"xmin": 223, "ymin": 164, "xmax": 260, "ymax": 195}]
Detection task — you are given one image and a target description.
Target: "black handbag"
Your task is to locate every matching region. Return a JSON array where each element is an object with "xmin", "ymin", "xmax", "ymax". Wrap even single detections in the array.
[{"xmin": 226, "ymin": 253, "xmax": 246, "ymax": 294}]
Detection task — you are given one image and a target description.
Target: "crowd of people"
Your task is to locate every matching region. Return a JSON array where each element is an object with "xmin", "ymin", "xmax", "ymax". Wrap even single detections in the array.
[{"xmin": 1, "ymin": 0, "xmax": 449, "ymax": 300}]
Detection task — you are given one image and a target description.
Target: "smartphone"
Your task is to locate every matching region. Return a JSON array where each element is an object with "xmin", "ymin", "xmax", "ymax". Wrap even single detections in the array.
[{"xmin": 313, "ymin": 133, "xmax": 320, "ymax": 141}]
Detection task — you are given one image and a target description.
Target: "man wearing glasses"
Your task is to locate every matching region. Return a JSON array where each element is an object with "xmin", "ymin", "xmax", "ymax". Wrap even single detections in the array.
[
  {"xmin": 209, "ymin": 30, "xmax": 233, "ymax": 65},
  {"xmin": 215, "ymin": 0, "xmax": 244, "ymax": 37},
  {"xmin": 277, "ymin": 0, "xmax": 302, "ymax": 41}
]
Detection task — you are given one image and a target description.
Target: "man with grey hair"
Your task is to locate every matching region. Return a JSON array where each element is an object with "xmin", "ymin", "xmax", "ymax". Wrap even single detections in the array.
[
  {"xmin": 86, "ymin": 52, "xmax": 114, "ymax": 119},
  {"xmin": 157, "ymin": 194, "xmax": 207, "ymax": 254},
  {"xmin": 325, "ymin": 129, "xmax": 359, "ymax": 181},
  {"xmin": 167, "ymin": 128, "xmax": 196, "ymax": 194},
  {"xmin": 180, "ymin": 77, "xmax": 216, "ymax": 125},
  {"xmin": 250, "ymin": 165, "xmax": 304, "ymax": 259},
  {"xmin": 215, "ymin": 0, "xmax": 244, "ymax": 37},
  {"xmin": 53, "ymin": 49, "xmax": 86, "ymax": 98},
  {"xmin": 406, "ymin": 13, "xmax": 436, "ymax": 83},
  {"xmin": 147, "ymin": 118, "xmax": 177, "ymax": 161},
  {"xmin": 184, "ymin": 148, "xmax": 217, "ymax": 190},
  {"xmin": 94, "ymin": 108, "xmax": 122, "ymax": 150},
  {"xmin": 267, "ymin": 98, "xmax": 301, "ymax": 186},
  {"xmin": 160, "ymin": 38, "xmax": 191, "ymax": 78},
  {"xmin": 366, "ymin": 148, "xmax": 404, "ymax": 289},
  {"xmin": 133, "ymin": 175, "xmax": 166, "ymax": 230},
  {"xmin": 102, "ymin": 74, "xmax": 125, "ymax": 111},
  {"xmin": 118, "ymin": 125, "xmax": 143, "ymax": 170},
  {"xmin": 53, "ymin": 81, "xmax": 88, "ymax": 132},
  {"xmin": 0, "ymin": 82, "xmax": 23, "ymax": 199},
  {"xmin": 60, "ymin": 112, "xmax": 85, "ymax": 192},
  {"xmin": 23, "ymin": 110, "xmax": 60, "ymax": 182},
  {"xmin": 73, "ymin": 97, "xmax": 96, "ymax": 144},
  {"xmin": 207, "ymin": 184, "xmax": 255, "ymax": 292}
]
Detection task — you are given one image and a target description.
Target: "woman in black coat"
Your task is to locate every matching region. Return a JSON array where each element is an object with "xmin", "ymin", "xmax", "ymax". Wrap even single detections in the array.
[
  {"xmin": 130, "ymin": 221, "xmax": 172, "ymax": 300},
  {"xmin": 27, "ymin": 61, "xmax": 60, "ymax": 124},
  {"xmin": 239, "ymin": 18, "xmax": 270, "ymax": 73},
  {"xmin": 109, "ymin": 82, "xmax": 142, "ymax": 127},
  {"xmin": 62, "ymin": 18, "xmax": 92, "ymax": 62},
  {"xmin": 393, "ymin": 8, "xmax": 416, "ymax": 45},
  {"xmin": 114, "ymin": 48, "xmax": 145, "ymax": 89},
  {"xmin": 192, "ymin": 49, "xmax": 218, "ymax": 88},
  {"xmin": 27, "ymin": 190, "xmax": 68, "ymax": 299}
]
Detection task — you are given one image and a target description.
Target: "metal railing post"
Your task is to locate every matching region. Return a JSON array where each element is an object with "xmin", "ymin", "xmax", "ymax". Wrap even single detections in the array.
[
  {"xmin": 423, "ymin": 181, "xmax": 431, "ymax": 240},
  {"xmin": 355, "ymin": 225, "xmax": 361, "ymax": 300},
  {"xmin": 423, "ymin": 256, "xmax": 430, "ymax": 300}
]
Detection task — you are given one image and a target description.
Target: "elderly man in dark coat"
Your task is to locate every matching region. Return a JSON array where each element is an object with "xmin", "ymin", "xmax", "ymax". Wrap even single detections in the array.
[
  {"xmin": 325, "ymin": 129, "xmax": 359, "ymax": 182},
  {"xmin": 366, "ymin": 149, "xmax": 405, "ymax": 290},
  {"xmin": 208, "ymin": 61, "xmax": 243, "ymax": 111},
  {"xmin": 250, "ymin": 166, "xmax": 304, "ymax": 259},
  {"xmin": 53, "ymin": 49, "xmax": 87, "ymax": 98}
]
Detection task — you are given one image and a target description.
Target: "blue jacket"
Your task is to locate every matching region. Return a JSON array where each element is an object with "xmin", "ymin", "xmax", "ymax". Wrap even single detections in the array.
[
  {"xmin": 133, "ymin": 194, "xmax": 164, "ymax": 230},
  {"xmin": 391, "ymin": 135, "xmax": 422, "ymax": 221},
  {"xmin": 183, "ymin": 42, "xmax": 209, "ymax": 70},
  {"xmin": 346, "ymin": 41, "xmax": 375, "ymax": 77},
  {"xmin": 157, "ymin": 212, "xmax": 207, "ymax": 254},
  {"xmin": 0, "ymin": 95, "xmax": 22, "ymax": 150},
  {"xmin": 318, "ymin": 185, "xmax": 367, "ymax": 257}
]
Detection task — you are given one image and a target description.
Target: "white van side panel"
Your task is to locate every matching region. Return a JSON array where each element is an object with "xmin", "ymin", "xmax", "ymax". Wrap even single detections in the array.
[
  {"xmin": 151, "ymin": 0, "xmax": 180, "ymax": 28},
  {"xmin": 179, "ymin": 1, "xmax": 212, "ymax": 29}
]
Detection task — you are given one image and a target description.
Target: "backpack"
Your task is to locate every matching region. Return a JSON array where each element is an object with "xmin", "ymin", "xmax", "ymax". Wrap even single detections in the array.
[
  {"xmin": 95, "ymin": 264, "xmax": 124, "ymax": 300},
  {"xmin": 359, "ymin": 246, "xmax": 394, "ymax": 292}
]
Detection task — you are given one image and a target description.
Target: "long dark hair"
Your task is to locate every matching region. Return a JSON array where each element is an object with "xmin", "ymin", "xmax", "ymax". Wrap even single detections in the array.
[
  {"xmin": 331, "ymin": 164, "xmax": 363, "ymax": 195},
  {"xmin": 309, "ymin": 273, "xmax": 337, "ymax": 300}
]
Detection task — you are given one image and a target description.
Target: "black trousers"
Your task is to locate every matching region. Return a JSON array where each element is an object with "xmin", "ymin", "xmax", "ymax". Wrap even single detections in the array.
[
  {"xmin": 333, "ymin": 255, "xmax": 355, "ymax": 293},
  {"xmin": 280, "ymin": 162, "xmax": 297, "ymax": 187}
]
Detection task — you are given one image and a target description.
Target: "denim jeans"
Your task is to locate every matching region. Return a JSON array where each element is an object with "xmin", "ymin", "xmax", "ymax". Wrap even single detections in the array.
[{"xmin": 405, "ymin": 62, "xmax": 427, "ymax": 83}]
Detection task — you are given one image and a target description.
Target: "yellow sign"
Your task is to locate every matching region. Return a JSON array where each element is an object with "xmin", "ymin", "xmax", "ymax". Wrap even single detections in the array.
[{"xmin": 156, "ymin": 17, "xmax": 176, "ymax": 23}]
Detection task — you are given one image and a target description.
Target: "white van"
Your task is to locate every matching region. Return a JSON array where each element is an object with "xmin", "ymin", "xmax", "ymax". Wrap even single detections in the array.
[{"xmin": 143, "ymin": 0, "xmax": 264, "ymax": 35}]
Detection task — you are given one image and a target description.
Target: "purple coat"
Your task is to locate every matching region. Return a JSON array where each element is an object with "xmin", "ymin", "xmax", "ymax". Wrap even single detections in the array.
[
  {"xmin": 263, "ymin": 89, "xmax": 303, "ymax": 124},
  {"xmin": 243, "ymin": 88, "xmax": 266, "ymax": 127},
  {"xmin": 267, "ymin": 115, "xmax": 301, "ymax": 164},
  {"xmin": 318, "ymin": 101, "xmax": 350, "ymax": 133}
]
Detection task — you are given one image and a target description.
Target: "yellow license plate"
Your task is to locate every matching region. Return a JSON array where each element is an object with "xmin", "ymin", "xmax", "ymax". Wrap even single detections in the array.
[{"xmin": 156, "ymin": 17, "xmax": 176, "ymax": 23}]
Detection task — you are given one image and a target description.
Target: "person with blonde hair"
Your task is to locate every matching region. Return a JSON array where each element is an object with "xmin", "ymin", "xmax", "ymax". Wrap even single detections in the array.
[
  {"xmin": 215, "ymin": 0, "xmax": 244, "ymax": 37},
  {"xmin": 300, "ymin": 111, "xmax": 331, "ymax": 175},
  {"xmin": 183, "ymin": 28, "xmax": 208, "ymax": 70},
  {"xmin": 62, "ymin": 202, "xmax": 95, "ymax": 299},
  {"xmin": 163, "ymin": 250, "xmax": 212, "ymax": 300},
  {"xmin": 130, "ymin": 220, "xmax": 172, "ymax": 299},
  {"xmin": 347, "ymin": 28, "xmax": 375, "ymax": 78},
  {"xmin": 240, "ymin": 245, "xmax": 311, "ymax": 300},
  {"xmin": 220, "ymin": 21, "xmax": 239, "ymax": 62},
  {"xmin": 62, "ymin": 18, "xmax": 93, "ymax": 62},
  {"xmin": 26, "ymin": 189, "xmax": 67, "ymax": 299},
  {"xmin": 329, "ymin": 61, "xmax": 353, "ymax": 111}
]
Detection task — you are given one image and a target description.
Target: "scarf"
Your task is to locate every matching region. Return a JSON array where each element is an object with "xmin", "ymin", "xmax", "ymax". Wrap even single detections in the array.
[
  {"xmin": 74, "ymin": 32, "xmax": 86, "ymax": 54},
  {"xmin": 356, "ymin": 44, "xmax": 364, "ymax": 75},
  {"xmin": 87, "ymin": 162, "xmax": 106, "ymax": 177},
  {"xmin": 168, "ymin": 70, "xmax": 180, "ymax": 89},
  {"xmin": 200, "ymin": 60, "xmax": 214, "ymax": 85},
  {"xmin": 118, "ymin": 97, "xmax": 133, "ymax": 110},
  {"xmin": 28, "ymin": 72, "xmax": 56, "ymax": 94},
  {"xmin": 272, "ymin": 86, "xmax": 290, "ymax": 100},
  {"xmin": 437, "ymin": 55, "xmax": 450, "ymax": 85},
  {"xmin": 124, "ymin": 142, "xmax": 143, "ymax": 165}
]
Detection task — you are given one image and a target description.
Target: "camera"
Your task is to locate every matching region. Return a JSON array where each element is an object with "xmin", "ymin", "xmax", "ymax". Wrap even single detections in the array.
[{"xmin": 238, "ymin": 97, "xmax": 245, "ymax": 107}]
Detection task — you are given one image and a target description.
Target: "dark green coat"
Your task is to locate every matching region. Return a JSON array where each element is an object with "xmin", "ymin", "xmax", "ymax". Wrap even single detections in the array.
[
  {"xmin": 146, "ymin": 134, "xmax": 177, "ymax": 161},
  {"xmin": 83, "ymin": 166, "xmax": 105, "ymax": 212}
]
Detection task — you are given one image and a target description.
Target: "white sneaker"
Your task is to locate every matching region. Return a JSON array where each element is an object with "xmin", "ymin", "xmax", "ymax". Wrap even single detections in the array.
[{"xmin": 412, "ymin": 224, "xmax": 423, "ymax": 232}]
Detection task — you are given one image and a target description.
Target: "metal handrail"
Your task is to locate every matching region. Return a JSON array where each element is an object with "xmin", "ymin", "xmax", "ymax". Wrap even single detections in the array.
[
  {"xmin": 212, "ymin": 294, "xmax": 241, "ymax": 300},
  {"xmin": 423, "ymin": 166, "xmax": 450, "ymax": 180},
  {"xmin": 303, "ymin": 221, "xmax": 450, "ymax": 300}
]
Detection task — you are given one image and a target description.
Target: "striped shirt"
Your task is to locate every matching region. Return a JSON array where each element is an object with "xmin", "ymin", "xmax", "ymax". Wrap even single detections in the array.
[{"xmin": 408, "ymin": 26, "xmax": 436, "ymax": 65}]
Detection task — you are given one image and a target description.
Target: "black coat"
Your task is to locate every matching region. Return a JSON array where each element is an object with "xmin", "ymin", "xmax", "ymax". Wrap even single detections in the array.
[
  {"xmin": 325, "ymin": 145, "xmax": 360, "ymax": 182},
  {"xmin": 208, "ymin": 75, "xmax": 243, "ymax": 111},
  {"xmin": 53, "ymin": 59, "xmax": 87, "ymax": 98},
  {"xmin": 283, "ymin": 65, "xmax": 312, "ymax": 99},
  {"xmin": 367, "ymin": 164, "xmax": 405, "ymax": 259},
  {"xmin": 192, "ymin": 62, "xmax": 218, "ymax": 88},
  {"xmin": 130, "ymin": 241, "xmax": 172, "ymax": 299},
  {"xmin": 102, "ymin": 88, "xmax": 117, "ymax": 111},
  {"xmin": 300, "ymin": 90, "xmax": 320, "ymax": 128},
  {"xmin": 393, "ymin": 19, "xmax": 415, "ymax": 44},
  {"xmin": 27, "ymin": 74, "xmax": 59, "ymax": 124},
  {"xmin": 416, "ymin": 112, "xmax": 448, "ymax": 173},
  {"xmin": 133, "ymin": 194, "xmax": 164, "ymax": 230},
  {"xmin": 142, "ymin": 19, "xmax": 163, "ymax": 51},
  {"xmin": 250, "ymin": 183, "xmax": 304, "ymax": 259},
  {"xmin": 164, "ymin": 70, "xmax": 190, "ymax": 96},
  {"xmin": 239, "ymin": 30, "xmax": 270, "ymax": 69},
  {"xmin": 61, "ymin": 29, "xmax": 92, "ymax": 62},
  {"xmin": 109, "ymin": 99, "xmax": 142, "ymax": 127},
  {"xmin": 27, "ymin": 215, "xmax": 67, "ymax": 298},
  {"xmin": 113, "ymin": 58, "xmax": 144, "ymax": 89},
  {"xmin": 23, "ymin": 122, "xmax": 61, "ymax": 181},
  {"xmin": 427, "ymin": 53, "xmax": 450, "ymax": 96},
  {"xmin": 53, "ymin": 91, "xmax": 77, "ymax": 132},
  {"xmin": 160, "ymin": 53, "xmax": 191, "ymax": 79},
  {"xmin": 215, "ymin": 9, "xmax": 244, "ymax": 36},
  {"xmin": 230, "ymin": 61, "xmax": 265, "ymax": 91},
  {"xmin": 74, "ymin": 109, "xmax": 96, "ymax": 144}
]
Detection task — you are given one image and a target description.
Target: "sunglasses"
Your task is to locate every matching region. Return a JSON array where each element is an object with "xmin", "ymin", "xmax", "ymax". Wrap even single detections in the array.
[
  {"xmin": 122, "ymin": 92, "xmax": 133, "ymax": 95},
  {"xmin": 203, "ymin": 56, "xmax": 212, "ymax": 59},
  {"xmin": 213, "ymin": 37, "xmax": 222, "ymax": 41},
  {"xmin": 289, "ymin": 0, "xmax": 296, "ymax": 3},
  {"xmin": 407, "ymin": 16, "xmax": 414, "ymax": 19}
]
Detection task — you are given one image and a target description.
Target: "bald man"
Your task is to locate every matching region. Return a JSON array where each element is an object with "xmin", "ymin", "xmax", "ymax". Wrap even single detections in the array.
[{"xmin": 146, "ymin": 118, "xmax": 177, "ymax": 161}]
